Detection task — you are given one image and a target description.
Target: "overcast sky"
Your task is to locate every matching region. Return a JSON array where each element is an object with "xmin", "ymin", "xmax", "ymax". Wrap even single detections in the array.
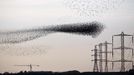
[{"xmin": 0, "ymin": 0, "xmax": 134, "ymax": 73}]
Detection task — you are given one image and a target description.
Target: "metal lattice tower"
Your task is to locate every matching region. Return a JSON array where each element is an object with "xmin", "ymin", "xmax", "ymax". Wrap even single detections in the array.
[
  {"xmin": 112, "ymin": 32, "xmax": 133, "ymax": 72},
  {"xmin": 102, "ymin": 41, "xmax": 113, "ymax": 72},
  {"xmin": 98, "ymin": 43, "xmax": 103, "ymax": 72},
  {"xmin": 97, "ymin": 41, "xmax": 113, "ymax": 72},
  {"xmin": 14, "ymin": 64, "xmax": 40, "ymax": 71},
  {"xmin": 91, "ymin": 45, "xmax": 99, "ymax": 72}
]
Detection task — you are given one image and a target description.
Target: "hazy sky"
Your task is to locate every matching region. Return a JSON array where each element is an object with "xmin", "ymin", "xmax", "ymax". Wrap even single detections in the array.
[{"xmin": 0, "ymin": 0, "xmax": 134, "ymax": 73}]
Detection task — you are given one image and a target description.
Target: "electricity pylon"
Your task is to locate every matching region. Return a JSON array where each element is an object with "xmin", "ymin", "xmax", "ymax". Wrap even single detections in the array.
[
  {"xmin": 98, "ymin": 43, "xmax": 103, "ymax": 72},
  {"xmin": 102, "ymin": 41, "xmax": 113, "ymax": 72},
  {"xmin": 91, "ymin": 45, "xmax": 99, "ymax": 72},
  {"xmin": 112, "ymin": 32, "xmax": 133, "ymax": 72},
  {"xmin": 14, "ymin": 64, "xmax": 39, "ymax": 71},
  {"xmin": 97, "ymin": 41, "xmax": 113, "ymax": 72}
]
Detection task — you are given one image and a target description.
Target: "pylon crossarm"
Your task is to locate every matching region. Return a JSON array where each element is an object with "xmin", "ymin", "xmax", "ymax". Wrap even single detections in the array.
[
  {"xmin": 91, "ymin": 50, "xmax": 100, "ymax": 52},
  {"xmin": 112, "ymin": 60, "xmax": 133, "ymax": 62},
  {"xmin": 113, "ymin": 47, "xmax": 121, "ymax": 49},
  {"xmin": 91, "ymin": 55, "xmax": 100, "ymax": 56},
  {"xmin": 102, "ymin": 43, "xmax": 112, "ymax": 46},
  {"xmin": 112, "ymin": 60, "xmax": 122, "ymax": 62},
  {"xmin": 124, "ymin": 47, "xmax": 133, "ymax": 50},
  {"xmin": 123, "ymin": 34, "xmax": 133, "ymax": 36},
  {"xmin": 91, "ymin": 60, "xmax": 100, "ymax": 61},
  {"xmin": 32, "ymin": 65, "xmax": 39, "ymax": 66},
  {"xmin": 100, "ymin": 60, "xmax": 113, "ymax": 62},
  {"xmin": 113, "ymin": 34, "xmax": 121, "ymax": 36},
  {"xmin": 101, "ymin": 51, "xmax": 112, "ymax": 53},
  {"xmin": 97, "ymin": 59, "xmax": 105, "ymax": 61},
  {"xmin": 113, "ymin": 46, "xmax": 133, "ymax": 50},
  {"xmin": 124, "ymin": 60, "xmax": 133, "ymax": 62},
  {"xmin": 107, "ymin": 60, "xmax": 114, "ymax": 62}
]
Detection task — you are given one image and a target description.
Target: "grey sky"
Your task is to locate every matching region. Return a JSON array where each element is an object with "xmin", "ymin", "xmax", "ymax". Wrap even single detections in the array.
[{"xmin": 0, "ymin": 0, "xmax": 134, "ymax": 73}]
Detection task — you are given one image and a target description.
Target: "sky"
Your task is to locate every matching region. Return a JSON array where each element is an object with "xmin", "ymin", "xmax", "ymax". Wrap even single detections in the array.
[{"xmin": 0, "ymin": 0, "xmax": 134, "ymax": 73}]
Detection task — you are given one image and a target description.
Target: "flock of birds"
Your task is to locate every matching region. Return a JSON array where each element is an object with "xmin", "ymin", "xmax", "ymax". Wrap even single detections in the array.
[
  {"xmin": 0, "ymin": 22, "xmax": 104, "ymax": 44},
  {"xmin": 0, "ymin": 0, "xmax": 126, "ymax": 56},
  {"xmin": 64, "ymin": 0, "xmax": 125, "ymax": 16},
  {"xmin": 0, "ymin": 22, "xmax": 104, "ymax": 56}
]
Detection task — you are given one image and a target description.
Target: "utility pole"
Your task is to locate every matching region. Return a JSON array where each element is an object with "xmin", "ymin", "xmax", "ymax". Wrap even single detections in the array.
[
  {"xmin": 91, "ymin": 45, "xmax": 99, "ymax": 72},
  {"xmin": 14, "ymin": 64, "xmax": 39, "ymax": 71},
  {"xmin": 112, "ymin": 32, "xmax": 133, "ymax": 72}
]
